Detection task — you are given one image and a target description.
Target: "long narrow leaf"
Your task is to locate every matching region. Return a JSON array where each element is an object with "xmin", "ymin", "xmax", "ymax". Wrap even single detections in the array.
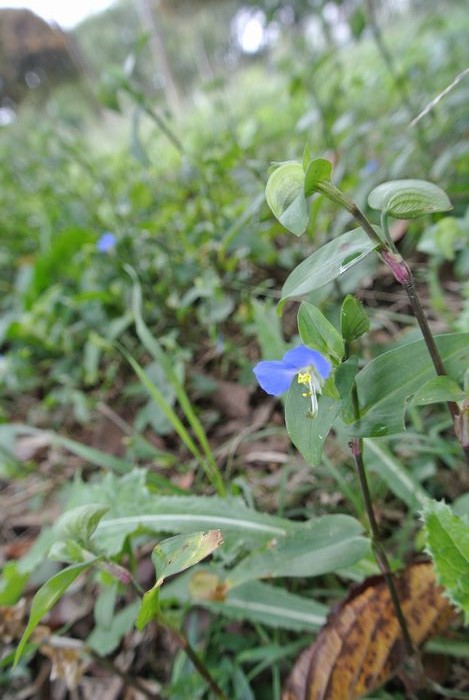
[{"xmin": 125, "ymin": 266, "xmax": 225, "ymax": 494}]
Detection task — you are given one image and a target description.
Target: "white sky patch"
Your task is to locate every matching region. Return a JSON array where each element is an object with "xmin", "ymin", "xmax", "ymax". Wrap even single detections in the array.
[{"xmin": 0, "ymin": 0, "xmax": 115, "ymax": 28}]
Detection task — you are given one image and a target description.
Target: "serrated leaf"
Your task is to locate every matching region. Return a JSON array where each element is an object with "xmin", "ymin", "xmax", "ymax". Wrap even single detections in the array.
[
  {"xmin": 227, "ymin": 515, "xmax": 370, "ymax": 588},
  {"xmin": 422, "ymin": 500, "xmax": 469, "ymax": 623},
  {"xmin": 368, "ymin": 179, "xmax": 452, "ymax": 219},
  {"xmin": 280, "ymin": 228, "xmax": 379, "ymax": 308},
  {"xmin": 265, "ymin": 162, "xmax": 309, "ymax": 236},
  {"xmin": 349, "ymin": 333, "xmax": 469, "ymax": 437},
  {"xmin": 298, "ymin": 302, "xmax": 344, "ymax": 362},
  {"xmin": 92, "ymin": 486, "xmax": 301, "ymax": 556},
  {"xmin": 15, "ymin": 560, "xmax": 99, "ymax": 664},
  {"xmin": 408, "ymin": 376, "xmax": 466, "ymax": 406},
  {"xmin": 340, "ymin": 295, "xmax": 370, "ymax": 343}
]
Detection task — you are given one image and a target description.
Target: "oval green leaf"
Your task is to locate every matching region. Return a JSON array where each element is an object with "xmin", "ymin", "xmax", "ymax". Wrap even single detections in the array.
[
  {"xmin": 280, "ymin": 228, "xmax": 379, "ymax": 307},
  {"xmin": 152, "ymin": 530, "xmax": 223, "ymax": 586},
  {"xmin": 298, "ymin": 302, "xmax": 344, "ymax": 363},
  {"xmin": 265, "ymin": 162, "xmax": 308, "ymax": 236},
  {"xmin": 304, "ymin": 158, "xmax": 333, "ymax": 197},
  {"xmin": 368, "ymin": 179, "xmax": 452, "ymax": 219},
  {"xmin": 340, "ymin": 294, "xmax": 370, "ymax": 343}
]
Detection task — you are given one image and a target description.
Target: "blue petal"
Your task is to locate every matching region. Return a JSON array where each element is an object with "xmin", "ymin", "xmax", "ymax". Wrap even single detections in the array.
[
  {"xmin": 282, "ymin": 345, "xmax": 331, "ymax": 379},
  {"xmin": 97, "ymin": 232, "xmax": 116, "ymax": 252},
  {"xmin": 253, "ymin": 360, "xmax": 297, "ymax": 396}
]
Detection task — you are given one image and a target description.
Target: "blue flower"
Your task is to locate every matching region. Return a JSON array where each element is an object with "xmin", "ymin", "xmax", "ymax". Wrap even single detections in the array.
[
  {"xmin": 97, "ymin": 232, "xmax": 116, "ymax": 253},
  {"xmin": 253, "ymin": 345, "xmax": 331, "ymax": 415}
]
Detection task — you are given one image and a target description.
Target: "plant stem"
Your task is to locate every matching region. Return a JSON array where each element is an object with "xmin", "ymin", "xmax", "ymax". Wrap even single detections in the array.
[
  {"xmin": 347, "ymin": 202, "xmax": 468, "ymax": 464},
  {"xmin": 349, "ymin": 436, "xmax": 416, "ymax": 658},
  {"xmin": 168, "ymin": 625, "xmax": 229, "ymax": 700}
]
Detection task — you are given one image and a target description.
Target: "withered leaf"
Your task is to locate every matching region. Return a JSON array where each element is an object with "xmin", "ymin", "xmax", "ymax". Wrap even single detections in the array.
[{"xmin": 283, "ymin": 562, "xmax": 456, "ymax": 700}]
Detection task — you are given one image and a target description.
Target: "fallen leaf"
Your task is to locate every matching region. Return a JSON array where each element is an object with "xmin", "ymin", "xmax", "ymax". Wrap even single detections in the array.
[
  {"xmin": 41, "ymin": 642, "xmax": 89, "ymax": 690},
  {"xmin": 283, "ymin": 562, "xmax": 456, "ymax": 700}
]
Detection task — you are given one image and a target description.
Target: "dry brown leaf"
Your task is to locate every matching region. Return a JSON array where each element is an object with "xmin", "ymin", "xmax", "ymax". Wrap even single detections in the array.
[
  {"xmin": 283, "ymin": 562, "xmax": 456, "ymax": 700},
  {"xmin": 40, "ymin": 642, "xmax": 89, "ymax": 690}
]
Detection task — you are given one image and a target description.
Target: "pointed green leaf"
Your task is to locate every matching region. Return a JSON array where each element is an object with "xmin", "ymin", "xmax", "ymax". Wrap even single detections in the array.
[
  {"xmin": 349, "ymin": 333, "xmax": 469, "ymax": 436},
  {"xmin": 409, "ymin": 376, "xmax": 466, "ymax": 406},
  {"xmin": 303, "ymin": 158, "xmax": 333, "ymax": 196},
  {"xmin": 54, "ymin": 504, "xmax": 109, "ymax": 545},
  {"xmin": 285, "ymin": 380, "xmax": 340, "ymax": 466},
  {"xmin": 368, "ymin": 179, "xmax": 452, "ymax": 219},
  {"xmin": 265, "ymin": 162, "xmax": 308, "ymax": 236},
  {"xmin": 340, "ymin": 294, "xmax": 370, "ymax": 343},
  {"xmin": 137, "ymin": 531, "xmax": 223, "ymax": 630},
  {"xmin": 152, "ymin": 530, "xmax": 223, "ymax": 585},
  {"xmin": 285, "ymin": 357, "xmax": 357, "ymax": 465},
  {"xmin": 15, "ymin": 560, "xmax": 99, "ymax": 663},
  {"xmin": 227, "ymin": 515, "xmax": 370, "ymax": 588},
  {"xmin": 136, "ymin": 584, "xmax": 161, "ymax": 630},
  {"xmin": 280, "ymin": 228, "xmax": 379, "ymax": 307},
  {"xmin": 422, "ymin": 500, "xmax": 469, "ymax": 623},
  {"xmin": 364, "ymin": 439, "xmax": 430, "ymax": 509},
  {"xmin": 298, "ymin": 302, "xmax": 344, "ymax": 362}
]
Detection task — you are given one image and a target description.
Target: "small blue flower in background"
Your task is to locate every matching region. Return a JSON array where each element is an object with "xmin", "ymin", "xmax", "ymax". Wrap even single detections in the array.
[
  {"xmin": 253, "ymin": 345, "xmax": 331, "ymax": 416},
  {"xmin": 96, "ymin": 232, "xmax": 116, "ymax": 253},
  {"xmin": 362, "ymin": 159, "xmax": 379, "ymax": 175}
]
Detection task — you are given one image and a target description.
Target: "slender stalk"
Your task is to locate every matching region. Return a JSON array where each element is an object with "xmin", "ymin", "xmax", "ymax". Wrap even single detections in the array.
[
  {"xmin": 349, "ymin": 437, "xmax": 416, "ymax": 658},
  {"xmin": 346, "ymin": 360, "xmax": 417, "ymax": 660},
  {"xmin": 346, "ymin": 201, "xmax": 468, "ymax": 464},
  {"xmin": 168, "ymin": 625, "xmax": 229, "ymax": 700}
]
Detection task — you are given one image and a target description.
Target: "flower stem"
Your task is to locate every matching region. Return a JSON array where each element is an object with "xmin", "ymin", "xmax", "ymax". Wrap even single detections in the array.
[
  {"xmin": 347, "ymin": 201, "xmax": 468, "ymax": 464},
  {"xmin": 349, "ymin": 436, "xmax": 416, "ymax": 658},
  {"xmin": 167, "ymin": 624, "xmax": 228, "ymax": 700}
]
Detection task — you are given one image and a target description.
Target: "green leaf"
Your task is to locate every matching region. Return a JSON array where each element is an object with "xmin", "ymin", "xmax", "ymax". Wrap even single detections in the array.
[
  {"xmin": 203, "ymin": 580, "xmax": 327, "ymax": 632},
  {"xmin": 422, "ymin": 500, "xmax": 469, "ymax": 623},
  {"xmin": 297, "ymin": 302, "xmax": 344, "ymax": 363},
  {"xmin": 54, "ymin": 504, "xmax": 110, "ymax": 545},
  {"xmin": 152, "ymin": 530, "xmax": 223, "ymax": 586},
  {"xmin": 0, "ymin": 562, "xmax": 29, "ymax": 605},
  {"xmin": 94, "ymin": 490, "xmax": 301, "ymax": 556},
  {"xmin": 368, "ymin": 179, "xmax": 452, "ymax": 219},
  {"xmin": 137, "ymin": 584, "xmax": 161, "ymax": 630},
  {"xmin": 227, "ymin": 515, "xmax": 370, "ymax": 588},
  {"xmin": 15, "ymin": 560, "xmax": 99, "ymax": 663},
  {"xmin": 340, "ymin": 294, "xmax": 370, "ymax": 343},
  {"xmin": 285, "ymin": 380, "xmax": 340, "ymax": 466},
  {"xmin": 265, "ymin": 162, "xmax": 308, "ymax": 236},
  {"xmin": 280, "ymin": 228, "xmax": 379, "ymax": 309},
  {"xmin": 349, "ymin": 333, "xmax": 469, "ymax": 437},
  {"xmin": 303, "ymin": 158, "xmax": 333, "ymax": 195},
  {"xmin": 48, "ymin": 540, "xmax": 97, "ymax": 564},
  {"xmin": 285, "ymin": 356, "xmax": 357, "ymax": 465},
  {"xmin": 363, "ymin": 439, "xmax": 430, "ymax": 509},
  {"xmin": 139, "ymin": 530, "xmax": 223, "ymax": 630},
  {"xmin": 408, "ymin": 376, "xmax": 466, "ymax": 406},
  {"xmin": 87, "ymin": 600, "xmax": 141, "ymax": 655}
]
